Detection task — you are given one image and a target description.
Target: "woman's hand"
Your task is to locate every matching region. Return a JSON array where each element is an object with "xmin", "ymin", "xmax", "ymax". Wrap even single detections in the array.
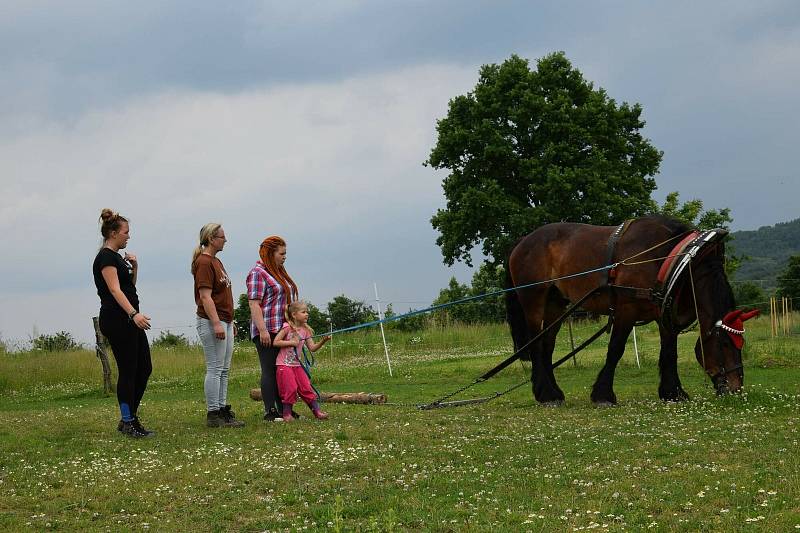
[
  {"xmin": 133, "ymin": 312, "xmax": 151, "ymax": 330},
  {"xmin": 213, "ymin": 321, "xmax": 226, "ymax": 340},
  {"xmin": 259, "ymin": 330, "xmax": 271, "ymax": 347},
  {"xmin": 124, "ymin": 252, "xmax": 138, "ymax": 270}
]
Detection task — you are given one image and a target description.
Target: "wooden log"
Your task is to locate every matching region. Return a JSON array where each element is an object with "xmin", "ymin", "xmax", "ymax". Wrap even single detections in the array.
[
  {"xmin": 249, "ymin": 388, "xmax": 386, "ymax": 404},
  {"xmin": 92, "ymin": 316, "xmax": 114, "ymax": 394}
]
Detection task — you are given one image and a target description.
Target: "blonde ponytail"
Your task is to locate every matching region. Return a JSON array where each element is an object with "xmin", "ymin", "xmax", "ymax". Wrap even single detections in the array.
[{"xmin": 191, "ymin": 223, "xmax": 222, "ymax": 274}]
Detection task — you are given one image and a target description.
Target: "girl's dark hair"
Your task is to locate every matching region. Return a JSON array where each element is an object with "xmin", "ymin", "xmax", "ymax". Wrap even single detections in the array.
[{"xmin": 98, "ymin": 208, "xmax": 128, "ymax": 240}]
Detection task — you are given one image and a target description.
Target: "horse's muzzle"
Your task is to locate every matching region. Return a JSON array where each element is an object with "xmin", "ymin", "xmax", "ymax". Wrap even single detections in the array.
[{"xmin": 714, "ymin": 373, "xmax": 743, "ymax": 395}]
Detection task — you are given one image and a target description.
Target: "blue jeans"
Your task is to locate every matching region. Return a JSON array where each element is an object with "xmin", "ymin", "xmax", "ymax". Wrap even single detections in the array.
[{"xmin": 197, "ymin": 317, "xmax": 234, "ymax": 411}]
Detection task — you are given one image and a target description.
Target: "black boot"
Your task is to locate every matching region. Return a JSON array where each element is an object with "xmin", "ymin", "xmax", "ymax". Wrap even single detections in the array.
[
  {"xmin": 207, "ymin": 409, "xmax": 225, "ymax": 428},
  {"xmin": 132, "ymin": 416, "xmax": 156, "ymax": 437},
  {"xmin": 221, "ymin": 405, "xmax": 245, "ymax": 428},
  {"xmin": 263, "ymin": 408, "xmax": 284, "ymax": 422},
  {"xmin": 119, "ymin": 420, "xmax": 148, "ymax": 438}
]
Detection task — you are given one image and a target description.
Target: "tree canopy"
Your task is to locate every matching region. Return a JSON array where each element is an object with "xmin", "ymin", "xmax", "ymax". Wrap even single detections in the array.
[
  {"xmin": 654, "ymin": 191, "xmax": 739, "ymax": 274},
  {"xmin": 326, "ymin": 295, "xmax": 377, "ymax": 330},
  {"xmin": 426, "ymin": 52, "xmax": 662, "ymax": 266},
  {"xmin": 655, "ymin": 191, "xmax": 732, "ymax": 231},
  {"xmin": 777, "ymin": 255, "xmax": 800, "ymax": 300}
]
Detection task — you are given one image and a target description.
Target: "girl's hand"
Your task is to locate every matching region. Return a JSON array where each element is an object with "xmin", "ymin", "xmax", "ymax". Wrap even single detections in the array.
[
  {"xmin": 133, "ymin": 313, "xmax": 151, "ymax": 330},
  {"xmin": 322, "ymin": 335, "xmax": 331, "ymax": 343},
  {"xmin": 213, "ymin": 322, "xmax": 226, "ymax": 339},
  {"xmin": 294, "ymin": 335, "xmax": 304, "ymax": 348}
]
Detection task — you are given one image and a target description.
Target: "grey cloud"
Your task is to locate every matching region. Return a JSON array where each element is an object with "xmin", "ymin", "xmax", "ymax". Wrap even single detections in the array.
[{"xmin": 3, "ymin": 1, "xmax": 800, "ymax": 341}]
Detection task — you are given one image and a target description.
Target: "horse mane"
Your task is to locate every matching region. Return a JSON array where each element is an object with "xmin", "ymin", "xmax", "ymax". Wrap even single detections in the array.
[
  {"xmin": 639, "ymin": 214, "xmax": 693, "ymax": 236},
  {"xmin": 705, "ymin": 249, "xmax": 736, "ymax": 318}
]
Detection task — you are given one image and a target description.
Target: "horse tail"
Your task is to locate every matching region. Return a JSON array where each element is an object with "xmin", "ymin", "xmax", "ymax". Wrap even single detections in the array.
[{"xmin": 505, "ymin": 256, "xmax": 530, "ymax": 360}]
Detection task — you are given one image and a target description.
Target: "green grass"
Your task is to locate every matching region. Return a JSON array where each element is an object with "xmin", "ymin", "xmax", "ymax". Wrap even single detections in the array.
[{"xmin": 1, "ymin": 317, "xmax": 799, "ymax": 531}]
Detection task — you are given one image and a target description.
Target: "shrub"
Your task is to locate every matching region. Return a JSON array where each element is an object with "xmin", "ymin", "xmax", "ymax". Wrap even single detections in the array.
[
  {"xmin": 327, "ymin": 295, "xmax": 377, "ymax": 330},
  {"xmin": 152, "ymin": 330, "xmax": 190, "ymax": 348},
  {"xmin": 30, "ymin": 331, "xmax": 82, "ymax": 352},
  {"xmin": 732, "ymin": 281, "xmax": 769, "ymax": 314},
  {"xmin": 389, "ymin": 310, "xmax": 428, "ymax": 332},
  {"xmin": 233, "ymin": 294, "xmax": 252, "ymax": 341}
]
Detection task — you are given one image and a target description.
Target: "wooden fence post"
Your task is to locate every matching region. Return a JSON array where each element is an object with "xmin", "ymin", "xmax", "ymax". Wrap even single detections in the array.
[
  {"xmin": 92, "ymin": 317, "xmax": 114, "ymax": 394},
  {"xmin": 770, "ymin": 297, "xmax": 777, "ymax": 338}
]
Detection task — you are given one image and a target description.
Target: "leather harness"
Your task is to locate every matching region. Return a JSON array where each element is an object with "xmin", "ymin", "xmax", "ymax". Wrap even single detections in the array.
[{"xmin": 603, "ymin": 220, "xmax": 726, "ymax": 334}]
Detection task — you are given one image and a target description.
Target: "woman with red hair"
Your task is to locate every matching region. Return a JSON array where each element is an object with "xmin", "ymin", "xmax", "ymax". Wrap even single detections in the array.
[{"xmin": 246, "ymin": 236, "xmax": 299, "ymax": 421}]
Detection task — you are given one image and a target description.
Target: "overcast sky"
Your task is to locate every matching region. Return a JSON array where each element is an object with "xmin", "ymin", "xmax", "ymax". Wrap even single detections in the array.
[{"xmin": 1, "ymin": 1, "xmax": 798, "ymax": 345}]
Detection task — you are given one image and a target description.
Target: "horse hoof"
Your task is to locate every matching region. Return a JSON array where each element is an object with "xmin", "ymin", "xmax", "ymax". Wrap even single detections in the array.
[
  {"xmin": 592, "ymin": 400, "xmax": 616, "ymax": 408},
  {"xmin": 539, "ymin": 400, "xmax": 564, "ymax": 408},
  {"xmin": 660, "ymin": 391, "xmax": 690, "ymax": 402}
]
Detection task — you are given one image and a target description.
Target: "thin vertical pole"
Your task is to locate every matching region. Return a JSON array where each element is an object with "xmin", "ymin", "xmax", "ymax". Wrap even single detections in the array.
[
  {"xmin": 568, "ymin": 316, "xmax": 576, "ymax": 366},
  {"xmin": 784, "ymin": 297, "xmax": 789, "ymax": 335},
  {"xmin": 374, "ymin": 282, "xmax": 393, "ymax": 377},
  {"xmin": 632, "ymin": 326, "xmax": 641, "ymax": 369},
  {"xmin": 770, "ymin": 297, "xmax": 777, "ymax": 337},
  {"xmin": 327, "ymin": 318, "xmax": 333, "ymax": 357}
]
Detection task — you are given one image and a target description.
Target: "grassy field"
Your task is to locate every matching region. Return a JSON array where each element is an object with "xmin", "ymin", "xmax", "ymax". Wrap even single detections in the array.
[{"xmin": 1, "ymin": 316, "xmax": 799, "ymax": 531}]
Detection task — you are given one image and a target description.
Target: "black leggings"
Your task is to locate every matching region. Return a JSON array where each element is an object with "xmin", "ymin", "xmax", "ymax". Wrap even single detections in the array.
[
  {"xmin": 100, "ymin": 310, "xmax": 152, "ymax": 417},
  {"xmin": 253, "ymin": 333, "xmax": 281, "ymax": 414}
]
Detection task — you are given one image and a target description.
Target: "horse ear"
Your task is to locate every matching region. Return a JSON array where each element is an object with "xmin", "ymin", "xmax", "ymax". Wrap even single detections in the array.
[
  {"xmin": 740, "ymin": 309, "xmax": 760, "ymax": 322},
  {"xmin": 723, "ymin": 309, "xmax": 743, "ymax": 324}
]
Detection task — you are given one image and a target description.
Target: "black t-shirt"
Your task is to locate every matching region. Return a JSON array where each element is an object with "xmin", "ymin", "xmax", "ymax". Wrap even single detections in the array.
[{"xmin": 93, "ymin": 248, "xmax": 139, "ymax": 313}]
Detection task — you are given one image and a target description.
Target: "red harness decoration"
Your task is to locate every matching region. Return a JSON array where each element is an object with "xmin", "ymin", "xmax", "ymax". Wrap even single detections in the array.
[
  {"xmin": 656, "ymin": 231, "xmax": 700, "ymax": 285},
  {"xmin": 719, "ymin": 309, "xmax": 760, "ymax": 349}
]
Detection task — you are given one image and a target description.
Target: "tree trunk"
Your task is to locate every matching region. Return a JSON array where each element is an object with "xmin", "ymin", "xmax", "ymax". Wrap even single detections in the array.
[{"xmin": 92, "ymin": 317, "xmax": 114, "ymax": 394}]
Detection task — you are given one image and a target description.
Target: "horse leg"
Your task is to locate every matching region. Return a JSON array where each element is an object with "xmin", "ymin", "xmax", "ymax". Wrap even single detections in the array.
[
  {"xmin": 590, "ymin": 320, "xmax": 633, "ymax": 406},
  {"xmin": 657, "ymin": 325, "xmax": 690, "ymax": 401},
  {"xmin": 533, "ymin": 290, "xmax": 566, "ymax": 405},
  {"xmin": 525, "ymin": 288, "xmax": 566, "ymax": 405}
]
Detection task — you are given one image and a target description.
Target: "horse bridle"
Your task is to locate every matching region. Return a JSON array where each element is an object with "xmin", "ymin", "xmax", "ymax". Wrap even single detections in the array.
[
  {"xmin": 701, "ymin": 319, "xmax": 744, "ymax": 384},
  {"xmin": 691, "ymin": 257, "xmax": 744, "ymax": 385}
]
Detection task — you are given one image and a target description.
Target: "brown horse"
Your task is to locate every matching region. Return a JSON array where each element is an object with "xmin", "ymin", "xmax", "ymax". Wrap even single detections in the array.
[{"xmin": 505, "ymin": 215, "xmax": 753, "ymax": 406}]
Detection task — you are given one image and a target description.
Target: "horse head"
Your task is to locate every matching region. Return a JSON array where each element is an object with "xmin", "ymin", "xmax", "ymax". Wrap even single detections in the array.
[{"xmin": 689, "ymin": 249, "xmax": 761, "ymax": 394}]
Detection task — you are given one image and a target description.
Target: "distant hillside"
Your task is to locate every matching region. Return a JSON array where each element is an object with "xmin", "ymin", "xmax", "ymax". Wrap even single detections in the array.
[{"xmin": 730, "ymin": 218, "xmax": 800, "ymax": 286}]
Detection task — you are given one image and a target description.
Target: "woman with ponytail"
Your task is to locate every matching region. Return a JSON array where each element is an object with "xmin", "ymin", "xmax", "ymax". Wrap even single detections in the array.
[
  {"xmin": 246, "ymin": 236, "xmax": 299, "ymax": 421},
  {"xmin": 92, "ymin": 208, "xmax": 154, "ymax": 438},
  {"xmin": 192, "ymin": 223, "xmax": 244, "ymax": 428}
]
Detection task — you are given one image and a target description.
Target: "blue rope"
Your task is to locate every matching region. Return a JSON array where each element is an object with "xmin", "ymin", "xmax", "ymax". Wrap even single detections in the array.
[
  {"xmin": 294, "ymin": 345, "xmax": 320, "ymax": 400},
  {"xmin": 314, "ymin": 263, "xmax": 615, "ymax": 338}
]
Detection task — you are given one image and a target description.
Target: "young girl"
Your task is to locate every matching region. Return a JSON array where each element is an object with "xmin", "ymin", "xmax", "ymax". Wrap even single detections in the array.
[{"xmin": 272, "ymin": 300, "xmax": 331, "ymax": 422}]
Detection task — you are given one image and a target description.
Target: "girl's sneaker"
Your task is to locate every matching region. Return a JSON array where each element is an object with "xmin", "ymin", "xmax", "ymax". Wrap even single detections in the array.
[{"xmin": 312, "ymin": 409, "xmax": 329, "ymax": 420}]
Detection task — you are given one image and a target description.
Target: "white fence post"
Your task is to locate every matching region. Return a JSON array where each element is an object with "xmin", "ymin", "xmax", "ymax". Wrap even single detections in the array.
[{"xmin": 374, "ymin": 282, "xmax": 393, "ymax": 377}]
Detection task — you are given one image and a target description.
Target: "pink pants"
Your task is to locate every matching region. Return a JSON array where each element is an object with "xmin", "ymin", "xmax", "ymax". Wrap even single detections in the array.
[{"xmin": 276, "ymin": 365, "xmax": 316, "ymax": 407}]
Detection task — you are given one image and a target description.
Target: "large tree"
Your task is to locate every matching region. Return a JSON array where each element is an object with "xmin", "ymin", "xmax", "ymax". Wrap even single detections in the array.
[{"xmin": 426, "ymin": 52, "xmax": 662, "ymax": 267}]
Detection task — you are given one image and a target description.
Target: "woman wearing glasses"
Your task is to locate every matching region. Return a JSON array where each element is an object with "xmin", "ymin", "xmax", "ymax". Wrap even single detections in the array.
[{"xmin": 192, "ymin": 223, "xmax": 244, "ymax": 428}]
